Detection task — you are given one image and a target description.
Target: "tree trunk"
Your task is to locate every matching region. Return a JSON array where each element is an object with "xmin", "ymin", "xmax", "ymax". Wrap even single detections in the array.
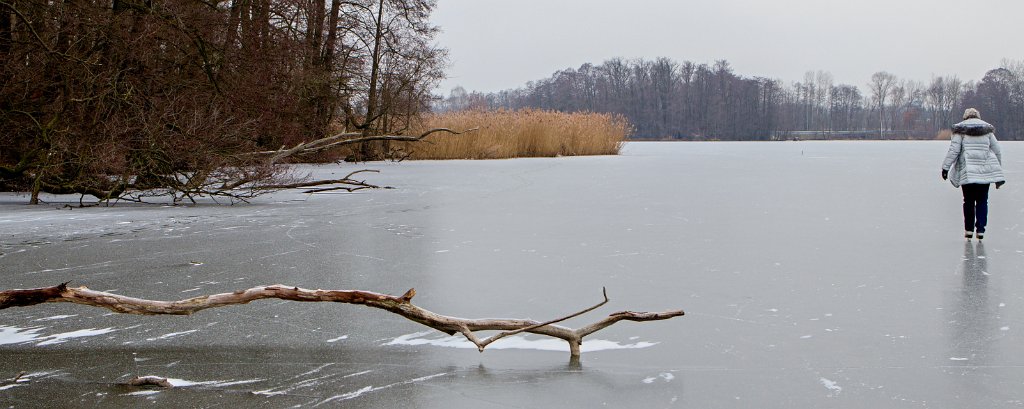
[
  {"xmin": 224, "ymin": 0, "xmax": 244, "ymax": 50},
  {"xmin": 0, "ymin": 7, "xmax": 12, "ymax": 54},
  {"xmin": 359, "ymin": 0, "xmax": 387, "ymax": 159}
]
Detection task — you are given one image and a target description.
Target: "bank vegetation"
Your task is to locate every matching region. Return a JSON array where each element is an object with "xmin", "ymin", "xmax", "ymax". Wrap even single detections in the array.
[{"xmin": 390, "ymin": 109, "xmax": 629, "ymax": 159}]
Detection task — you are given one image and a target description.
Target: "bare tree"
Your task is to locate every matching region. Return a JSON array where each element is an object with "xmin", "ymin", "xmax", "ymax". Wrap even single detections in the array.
[
  {"xmin": 0, "ymin": 0, "xmax": 447, "ymax": 203},
  {"xmin": 433, "ymin": 57, "xmax": 1012, "ymax": 140},
  {"xmin": 868, "ymin": 71, "xmax": 898, "ymax": 137}
]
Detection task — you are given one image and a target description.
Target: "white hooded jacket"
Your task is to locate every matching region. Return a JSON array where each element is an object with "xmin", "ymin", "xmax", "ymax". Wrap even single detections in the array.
[{"xmin": 942, "ymin": 118, "xmax": 1005, "ymax": 187}]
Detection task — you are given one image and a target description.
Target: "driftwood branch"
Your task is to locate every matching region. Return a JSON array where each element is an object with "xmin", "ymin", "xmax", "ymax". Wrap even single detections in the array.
[{"xmin": 0, "ymin": 283, "xmax": 683, "ymax": 358}]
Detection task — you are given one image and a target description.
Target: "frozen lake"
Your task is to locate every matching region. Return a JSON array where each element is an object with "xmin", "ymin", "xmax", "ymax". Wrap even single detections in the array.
[{"xmin": 2, "ymin": 141, "xmax": 1024, "ymax": 408}]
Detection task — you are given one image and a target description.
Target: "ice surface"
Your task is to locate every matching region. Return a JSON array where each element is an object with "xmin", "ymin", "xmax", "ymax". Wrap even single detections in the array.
[
  {"xmin": 3, "ymin": 141, "xmax": 1024, "ymax": 408},
  {"xmin": 383, "ymin": 331, "xmax": 657, "ymax": 352}
]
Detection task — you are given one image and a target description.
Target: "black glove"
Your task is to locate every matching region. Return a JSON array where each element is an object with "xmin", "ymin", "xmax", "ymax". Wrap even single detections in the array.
[
  {"xmin": 941, "ymin": 169, "xmax": 948, "ymax": 180},
  {"xmin": 996, "ymin": 181, "xmax": 1005, "ymax": 189}
]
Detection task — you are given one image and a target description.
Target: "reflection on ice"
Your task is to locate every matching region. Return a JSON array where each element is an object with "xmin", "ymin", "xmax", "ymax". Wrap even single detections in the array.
[
  {"xmin": 947, "ymin": 241, "xmax": 997, "ymax": 365},
  {"xmin": 383, "ymin": 331, "xmax": 658, "ymax": 352}
]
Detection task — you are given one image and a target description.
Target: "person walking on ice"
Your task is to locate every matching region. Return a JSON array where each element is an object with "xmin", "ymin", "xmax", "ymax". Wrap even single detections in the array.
[{"xmin": 942, "ymin": 108, "xmax": 1006, "ymax": 240}]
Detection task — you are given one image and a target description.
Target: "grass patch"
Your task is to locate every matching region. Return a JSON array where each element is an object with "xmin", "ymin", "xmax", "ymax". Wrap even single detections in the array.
[{"xmin": 399, "ymin": 109, "xmax": 631, "ymax": 159}]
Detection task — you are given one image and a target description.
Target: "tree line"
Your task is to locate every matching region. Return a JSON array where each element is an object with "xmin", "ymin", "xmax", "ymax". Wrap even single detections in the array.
[
  {"xmin": 1, "ymin": 0, "xmax": 445, "ymax": 202},
  {"xmin": 438, "ymin": 58, "xmax": 1024, "ymax": 140}
]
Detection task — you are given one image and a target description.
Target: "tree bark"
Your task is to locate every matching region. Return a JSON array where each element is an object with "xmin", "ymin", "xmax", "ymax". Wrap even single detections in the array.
[{"xmin": 0, "ymin": 283, "xmax": 684, "ymax": 358}]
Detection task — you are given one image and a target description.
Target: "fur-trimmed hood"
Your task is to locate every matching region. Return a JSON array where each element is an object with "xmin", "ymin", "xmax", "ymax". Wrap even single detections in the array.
[{"xmin": 953, "ymin": 118, "xmax": 995, "ymax": 136}]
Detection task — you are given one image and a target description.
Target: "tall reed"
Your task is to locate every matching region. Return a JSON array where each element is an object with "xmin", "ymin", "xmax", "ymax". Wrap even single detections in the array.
[{"xmin": 401, "ymin": 109, "xmax": 630, "ymax": 159}]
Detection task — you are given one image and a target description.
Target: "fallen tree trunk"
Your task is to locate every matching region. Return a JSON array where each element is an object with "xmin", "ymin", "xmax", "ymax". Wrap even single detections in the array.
[
  {"xmin": 0, "ymin": 283, "xmax": 683, "ymax": 357},
  {"xmin": 10, "ymin": 128, "xmax": 479, "ymax": 205},
  {"xmin": 252, "ymin": 127, "xmax": 480, "ymax": 163}
]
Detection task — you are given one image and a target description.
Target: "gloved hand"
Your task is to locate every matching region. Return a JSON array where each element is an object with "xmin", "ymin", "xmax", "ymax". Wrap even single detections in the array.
[
  {"xmin": 941, "ymin": 169, "xmax": 948, "ymax": 180},
  {"xmin": 996, "ymin": 181, "xmax": 1005, "ymax": 189}
]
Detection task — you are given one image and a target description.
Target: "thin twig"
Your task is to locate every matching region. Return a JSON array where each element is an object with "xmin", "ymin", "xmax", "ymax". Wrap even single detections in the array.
[{"xmin": 475, "ymin": 287, "xmax": 609, "ymax": 350}]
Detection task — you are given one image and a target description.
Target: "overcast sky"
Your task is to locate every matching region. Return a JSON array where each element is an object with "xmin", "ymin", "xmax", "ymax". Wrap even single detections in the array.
[{"xmin": 430, "ymin": 0, "xmax": 1023, "ymax": 95}]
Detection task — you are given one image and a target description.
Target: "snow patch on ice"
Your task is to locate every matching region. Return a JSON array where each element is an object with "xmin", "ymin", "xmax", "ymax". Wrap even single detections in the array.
[
  {"xmin": 323, "ymin": 385, "xmax": 373, "ymax": 402},
  {"xmin": 36, "ymin": 327, "xmax": 116, "ymax": 346},
  {"xmin": 949, "ymin": 357, "xmax": 969, "ymax": 361},
  {"xmin": 165, "ymin": 377, "xmax": 264, "ymax": 388},
  {"xmin": 343, "ymin": 370, "xmax": 372, "ymax": 378},
  {"xmin": 643, "ymin": 373, "xmax": 675, "ymax": 383},
  {"xmin": 146, "ymin": 330, "xmax": 198, "ymax": 341},
  {"xmin": 32, "ymin": 315, "xmax": 77, "ymax": 322},
  {"xmin": 819, "ymin": 377, "xmax": 842, "ymax": 396},
  {"xmin": 383, "ymin": 331, "xmax": 658, "ymax": 352},
  {"xmin": 0, "ymin": 326, "xmax": 45, "ymax": 345},
  {"xmin": 326, "ymin": 335, "xmax": 349, "ymax": 343},
  {"xmin": 316, "ymin": 373, "xmax": 446, "ymax": 406},
  {"xmin": 124, "ymin": 390, "xmax": 161, "ymax": 396}
]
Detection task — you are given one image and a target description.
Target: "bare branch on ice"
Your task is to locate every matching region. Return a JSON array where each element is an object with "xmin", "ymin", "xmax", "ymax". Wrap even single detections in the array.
[{"xmin": 0, "ymin": 283, "xmax": 683, "ymax": 358}]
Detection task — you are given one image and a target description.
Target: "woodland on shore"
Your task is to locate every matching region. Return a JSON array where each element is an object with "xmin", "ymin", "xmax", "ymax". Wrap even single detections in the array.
[
  {"xmin": 1, "ymin": 0, "xmax": 446, "ymax": 202},
  {"xmin": 438, "ymin": 58, "xmax": 1024, "ymax": 141}
]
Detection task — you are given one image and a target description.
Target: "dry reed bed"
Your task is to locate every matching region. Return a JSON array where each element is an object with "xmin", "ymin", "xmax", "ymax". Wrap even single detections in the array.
[{"xmin": 403, "ymin": 109, "xmax": 630, "ymax": 159}]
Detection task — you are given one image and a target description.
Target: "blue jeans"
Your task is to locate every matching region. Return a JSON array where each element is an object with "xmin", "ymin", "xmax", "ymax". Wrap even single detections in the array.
[{"xmin": 962, "ymin": 184, "xmax": 990, "ymax": 233}]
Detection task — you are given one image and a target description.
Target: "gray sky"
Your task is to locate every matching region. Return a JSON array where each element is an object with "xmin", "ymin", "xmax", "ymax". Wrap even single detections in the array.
[{"xmin": 430, "ymin": 0, "xmax": 1023, "ymax": 94}]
